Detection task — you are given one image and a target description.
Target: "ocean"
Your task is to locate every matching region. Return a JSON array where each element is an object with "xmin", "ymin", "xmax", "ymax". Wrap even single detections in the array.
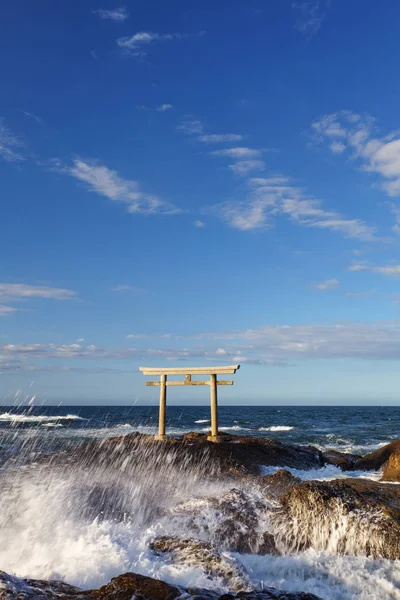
[{"xmin": 0, "ymin": 404, "xmax": 400, "ymax": 599}]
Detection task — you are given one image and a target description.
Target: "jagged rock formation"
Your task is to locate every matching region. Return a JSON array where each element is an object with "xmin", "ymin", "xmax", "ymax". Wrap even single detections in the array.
[
  {"xmin": 0, "ymin": 571, "xmax": 322, "ymax": 600},
  {"xmin": 273, "ymin": 478, "xmax": 400, "ymax": 559}
]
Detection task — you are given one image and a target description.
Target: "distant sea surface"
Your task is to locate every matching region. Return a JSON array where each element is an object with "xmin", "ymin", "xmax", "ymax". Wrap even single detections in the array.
[{"xmin": 0, "ymin": 404, "xmax": 399, "ymax": 456}]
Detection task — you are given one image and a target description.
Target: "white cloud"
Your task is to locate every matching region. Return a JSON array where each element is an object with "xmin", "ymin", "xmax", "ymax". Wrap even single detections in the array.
[
  {"xmin": 94, "ymin": 7, "xmax": 129, "ymax": 21},
  {"xmin": 178, "ymin": 119, "xmax": 204, "ymax": 135},
  {"xmin": 312, "ymin": 110, "xmax": 400, "ymax": 198},
  {"xmin": 313, "ymin": 279, "xmax": 339, "ymax": 291},
  {"xmin": 0, "ymin": 283, "xmax": 77, "ymax": 301},
  {"xmin": 208, "ymin": 176, "xmax": 377, "ymax": 239},
  {"xmin": 293, "ymin": 1, "xmax": 331, "ymax": 38},
  {"xmin": 211, "ymin": 147, "xmax": 261, "ymax": 159},
  {"xmin": 117, "ymin": 31, "xmax": 179, "ymax": 55},
  {"xmin": 156, "ymin": 104, "xmax": 173, "ymax": 112},
  {"xmin": 346, "ymin": 289, "xmax": 376, "ymax": 298},
  {"xmin": 76, "ymin": 338, "xmax": 85, "ymax": 343},
  {"xmin": 6, "ymin": 321, "xmax": 400, "ymax": 371},
  {"xmin": 61, "ymin": 159, "xmax": 181, "ymax": 216},
  {"xmin": 112, "ymin": 285, "xmax": 144, "ymax": 292},
  {"xmin": 198, "ymin": 134, "xmax": 243, "ymax": 143},
  {"xmin": 19, "ymin": 110, "xmax": 44, "ymax": 126},
  {"xmin": 211, "ymin": 147, "xmax": 265, "ymax": 176},
  {"xmin": 349, "ymin": 264, "xmax": 400, "ymax": 277},
  {"xmin": 0, "ymin": 305, "xmax": 18, "ymax": 316},
  {"xmin": 229, "ymin": 160, "xmax": 265, "ymax": 176},
  {"xmin": 194, "ymin": 220, "xmax": 205, "ymax": 228},
  {"xmin": 0, "ymin": 120, "xmax": 24, "ymax": 162}
]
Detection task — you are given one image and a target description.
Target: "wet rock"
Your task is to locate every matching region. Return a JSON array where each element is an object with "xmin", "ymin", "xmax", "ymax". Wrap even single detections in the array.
[
  {"xmin": 0, "ymin": 570, "xmax": 321, "ymax": 600},
  {"xmin": 208, "ymin": 488, "xmax": 277, "ymax": 554},
  {"xmin": 168, "ymin": 487, "xmax": 277, "ymax": 555},
  {"xmin": 354, "ymin": 440, "xmax": 400, "ymax": 472},
  {"xmin": 258, "ymin": 470, "xmax": 301, "ymax": 499},
  {"xmin": 382, "ymin": 450, "xmax": 400, "ymax": 482},
  {"xmin": 91, "ymin": 572, "xmax": 181, "ymax": 600},
  {"xmin": 321, "ymin": 449, "xmax": 360, "ymax": 471},
  {"xmin": 274, "ymin": 478, "xmax": 400, "ymax": 559},
  {"xmin": 0, "ymin": 570, "xmax": 86, "ymax": 599},
  {"xmin": 150, "ymin": 536, "xmax": 250, "ymax": 590}
]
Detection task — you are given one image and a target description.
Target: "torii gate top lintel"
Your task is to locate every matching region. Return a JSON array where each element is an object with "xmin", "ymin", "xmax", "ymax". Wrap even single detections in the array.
[{"xmin": 139, "ymin": 365, "xmax": 240, "ymax": 442}]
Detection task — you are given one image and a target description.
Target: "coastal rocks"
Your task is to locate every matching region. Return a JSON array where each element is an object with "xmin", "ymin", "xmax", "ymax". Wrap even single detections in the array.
[
  {"xmin": 91, "ymin": 572, "xmax": 181, "ymax": 600},
  {"xmin": 258, "ymin": 470, "xmax": 301, "ymax": 499},
  {"xmin": 382, "ymin": 450, "xmax": 400, "ymax": 482},
  {"xmin": 0, "ymin": 570, "xmax": 86, "ymax": 599},
  {"xmin": 168, "ymin": 487, "xmax": 277, "ymax": 555},
  {"xmin": 150, "ymin": 536, "xmax": 250, "ymax": 590},
  {"xmin": 274, "ymin": 478, "xmax": 400, "ymax": 559},
  {"xmin": 320, "ymin": 449, "xmax": 360, "ymax": 471},
  {"xmin": 354, "ymin": 440, "xmax": 400, "ymax": 472},
  {"xmin": 0, "ymin": 571, "xmax": 322, "ymax": 600},
  {"xmin": 107, "ymin": 432, "xmax": 324, "ymax": 476}
]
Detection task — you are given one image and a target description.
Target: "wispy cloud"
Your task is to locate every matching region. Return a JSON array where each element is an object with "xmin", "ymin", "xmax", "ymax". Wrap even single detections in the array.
[
  {"xmin": 198, "ymin": 134, "xmax": 244, "ymax": 144},
  {"xmin": 346, "ymin": 289, "xmax": 376, "ymax": 298},
  {"xmin": 6, "ymin": 320, "xmax": 400, "ymax": 372},
  {"xmin": 0, "ymin": 120, "xmax": 24, "ymax": 162},
  {"xmin": 313, "ymin": 279, "xmax": 339, "ymax": 291},
  {"xmin": 208, "ymin": 176, "xmax": 377, "ymax": 240},
  {"xmin": 0, "ymin": 305, "xmax": 18, "ymax": 316},
  {"xmin": 0, "ymin": 283, "xmax": 77, "ymax": 301},
  {"xmin": 293, "ymin": 1, "xmax": 331, "ymax": 38},
  {"xmin": 59, "ymin": 158, "xmax": 181, "ymax": 216},
  {"xmin": 117, "ymin": 31, "xmax": 182, "ymax": 55},
  {"xmin": 93, "ymin": 7, "xmax": 129, "ymax": 21},
  {"xmin": 211, "ymin": 146, "xmax": 265, "ymax": 176},
  {"xmin": 194, "ymin": 220, "xmax": 205, "ymax": 228},
  {"xmin": 349, "ymin": 264, "xmax": 400, "ymax": 277},
  {"xmin": 178, "ymin": 119, "xmax": 204, "ymax": 135},
  {"xmin": 211, "ymin": 147, "xmax": 261, "ymax": 159},
  {"xmin": 156, "ymin": 104, "xmax": 173, "ymax": 112},
  {"xmin": 312, "ymin": 110, "xmax": 400, "ymax": 198},
  {"xmin": 19, "ymin": 110, "xmax": 44, "ymax": 126},
  {"xmin": 112, "ymin": 284, "xmax": 145, "ymax": 293},
  {"xmin": 179, "ymin": 120, "xmax": 244, "ymax": 146}
]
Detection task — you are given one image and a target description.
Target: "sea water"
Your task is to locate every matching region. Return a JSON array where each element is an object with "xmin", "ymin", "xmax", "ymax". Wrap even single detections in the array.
[{"xmin": 0, "ymin": 404, "xmax": 399, "ymax": 600}]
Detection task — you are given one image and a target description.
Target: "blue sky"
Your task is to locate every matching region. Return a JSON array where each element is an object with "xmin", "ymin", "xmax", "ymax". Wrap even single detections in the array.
[{"xmin": 1, "ymin": 0, "xmax": 400, "ymax": 405}]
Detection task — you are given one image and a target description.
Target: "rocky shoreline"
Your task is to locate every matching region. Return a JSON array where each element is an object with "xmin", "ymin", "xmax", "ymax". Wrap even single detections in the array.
[{"xmin": 1, "ymin": 431, "xmax": 400, "ymax": 599}]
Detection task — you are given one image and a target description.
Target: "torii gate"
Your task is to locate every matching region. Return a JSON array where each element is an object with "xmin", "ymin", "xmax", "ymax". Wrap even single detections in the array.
[{"xmin": 139, "ymin": 365, "xmax": 240, "ymax": 442}]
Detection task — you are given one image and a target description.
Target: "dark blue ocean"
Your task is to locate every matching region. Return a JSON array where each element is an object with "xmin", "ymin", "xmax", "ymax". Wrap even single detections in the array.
[{"xmin": 1, "ymin": 404, "xmax": 399, "ymax": 456}]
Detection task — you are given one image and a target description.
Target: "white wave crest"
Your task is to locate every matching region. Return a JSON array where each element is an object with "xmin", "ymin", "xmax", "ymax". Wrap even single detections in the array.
[
  {"xmin": 259, "ymin": 426, "xmax": 294, "ymax": 432},
  {"xmin": 0, "ymin": 413, "xmax": 85, "ymax": 423},
  {"xmin": 194, "ymin": 419, "xmax": 210, "ymax": 424}
]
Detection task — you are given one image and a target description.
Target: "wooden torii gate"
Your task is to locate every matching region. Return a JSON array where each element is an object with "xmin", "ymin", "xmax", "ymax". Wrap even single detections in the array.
[{"xmin": 139, "ymin": 365, "xmax": 240, "ymax": 442}]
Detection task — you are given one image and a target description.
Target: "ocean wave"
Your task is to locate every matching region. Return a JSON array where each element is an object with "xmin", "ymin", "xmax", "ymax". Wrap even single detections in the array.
[
  {"xmin": 260, "ymin": 463, "xmax": 383, "ymax": 482},
  {"xmin": 41, "ymin": 423, "xmax": 63, "ymax": 429},
  {"xmin": 0, "ymin": 412, "xmax": 85, "ymax": 423},
  {"xmin": 259, "ymin": 426, "xmax": 294, "ymax": 432},
  {"xmin": 194, "ymin": 419, "xmax": 210, "ymax": 424}
]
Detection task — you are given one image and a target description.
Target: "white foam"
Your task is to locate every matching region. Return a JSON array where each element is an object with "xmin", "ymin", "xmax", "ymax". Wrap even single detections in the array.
[
  {"xmin": 260, "ymin": 463, "xmax": 382, "ymax": 482},
  {"xmin": 259, "ymin": 426, "xmax": 294, "ymax": 432},
  {"xmin": 0, "ymin": 412, "xmax": 84, "ymax": 423},
  {"xmin": 194, "ymin": 419, "xmax": 210, "ymax": 424}
]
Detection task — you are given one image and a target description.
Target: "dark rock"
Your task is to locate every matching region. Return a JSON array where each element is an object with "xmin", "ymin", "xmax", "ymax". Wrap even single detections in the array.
[
  {"xmin": 150, "ymin": 537, "xmax": 250, "ymax": 590},
  {"xmin": 91, "ymin": 572, "xmax": 181, "ymax": 600},
  {"xmin": 0, "ymin": 570, "xmax": 322, "ymax": 600},
  {"xmin": 321, "ymin": 449, "xmax": 360, "ymax": 471},
  {"xmin": 258, "ymin": 470, "xmax": 301, "ymax": 499},
  {"xmin": 354, "ymin": 440, "xmax": 400, "ymax": 472},
  {"xmin": 0, "ymin": 570, "xmax": 86, "ymax": 599},
  {"xmin": 274, "ymin": 478, "xmax": 400, "ymax": 559}
]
